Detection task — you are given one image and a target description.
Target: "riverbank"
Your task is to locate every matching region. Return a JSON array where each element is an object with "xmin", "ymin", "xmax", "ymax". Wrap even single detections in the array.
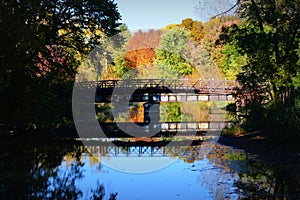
[{"xmin": 218, "ymin": 131, "xmax": 300, "ymax": 182}]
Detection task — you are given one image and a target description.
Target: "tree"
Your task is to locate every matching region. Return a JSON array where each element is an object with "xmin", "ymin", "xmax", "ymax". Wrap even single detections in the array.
[
  {"xmin": 124, "ymin": 29, "xmax": 161, "ymax": 68},
  {"xmin": 217, "ymin": 43, "xmax": 247, "ymax": 80},
  {"xmin": 191, "ymin": 21, "xmax": 204, "ymax": 43},
  {"xmin": 155, "ymin": 28, "xmax": 193, "ymax": 76},
  {"xmin": 78, "ymin": 24, "xmax": 131, "ymax": 81},
  {"xmin": 181, "ymin": 18, "xmax": 194, "ymax": 30},
  {"xmin": 180, "ymin": 18, "xmax": 204, "ymax": 44},
  {"xmin": 218, "ymin": 0, "xmax": 300, "ymax": 135},
  {"xmin": 105, "ymin": 25, "xmax": 132, "ymax": 79},
  {"xmin": 195, "ymin": 0, "xmax": 239, "ymax": 21},
  {"xmin": 200, "ymin": 16, "xmax": 241, "ymax": 80},
  {"xmin": 0, "ymin": 0, "xmax": 121, "ymax": 128}
]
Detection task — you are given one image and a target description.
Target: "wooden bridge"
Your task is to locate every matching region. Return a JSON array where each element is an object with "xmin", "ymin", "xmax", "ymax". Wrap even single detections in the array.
[
  {"xmin": 74, "ymin": 79, "xmax": 239, "ymax": 102},
  {"xmin": 73, "ymin": 79, "xmax": 237, "ymax": 139}
]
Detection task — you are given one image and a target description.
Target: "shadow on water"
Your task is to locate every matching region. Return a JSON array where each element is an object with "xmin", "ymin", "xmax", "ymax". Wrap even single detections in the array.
[
  {"xmin": 0, "ymin": 136, "xmax": 117, "ymax": 200},
  {"xmin": 0, "ymin": 133, "xmax": 299, "ymax": 199}
]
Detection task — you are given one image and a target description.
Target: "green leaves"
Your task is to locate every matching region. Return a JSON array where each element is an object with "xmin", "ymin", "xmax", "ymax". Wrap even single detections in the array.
[
  {"xmin": 155, "ymin": 28, "xmax": 193, "ymax": 76},
  {"xmin": 217, "ymin": 0, "xmax": 300, "ymax": 135}
]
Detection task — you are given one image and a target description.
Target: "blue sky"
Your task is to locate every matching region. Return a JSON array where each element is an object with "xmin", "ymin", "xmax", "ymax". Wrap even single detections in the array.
[{"xmin": 114, "ymin": 0, "xmax": 201, "ymax": 31}]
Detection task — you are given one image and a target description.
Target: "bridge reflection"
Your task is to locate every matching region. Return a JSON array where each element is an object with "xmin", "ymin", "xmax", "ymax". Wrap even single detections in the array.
[{"xmin": 80, "ymin": 141, "xmax": 206, "ymax": 159}]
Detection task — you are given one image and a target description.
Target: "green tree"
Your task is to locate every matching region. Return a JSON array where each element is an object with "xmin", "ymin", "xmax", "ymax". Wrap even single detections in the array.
[
  {"xmin": 155, "ymin": 28, "xmax": 193, "ymax": 76},
  {"xmin": 0, "ymin": 0, "xmax": 121, "ymax": 129},
  {"xmin": 219, "ymin": 0, "xmax": 300, "ymax": 135},
  {"xmin": 217, "ymin": 44, "xmax": 247, "ymax": 80},
  {"xmin": 78, "ymin": 24, "xmax": 131, "ymax": 81}
]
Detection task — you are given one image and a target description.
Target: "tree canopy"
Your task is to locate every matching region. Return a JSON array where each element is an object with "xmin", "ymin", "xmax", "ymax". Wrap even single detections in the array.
[
  {"xmin": 124, "ymin": 29, "xmax": 161, "ymax": 68},
  {"xmin": 155, "ymin": 28, "xmax": 193, "ymax": 76},
  {"xmin": 0, "ymin": 0, "xmax": 121, "ymax": 128},
  {"xmin": 216, "ymin": 0, "xmax": 300, "ymax": 136}
]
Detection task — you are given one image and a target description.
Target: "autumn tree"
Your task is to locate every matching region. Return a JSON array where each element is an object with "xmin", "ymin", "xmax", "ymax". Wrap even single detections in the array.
[
  {"xmin": 191, "ymin": 21, "xmax": 205, "ymax": 44},
  {"xmin": 179, "ymin": 18, "xmax": 204, "ymax": 44},
  {"xmin": 181, "ymin": 18, "xmax": 194, "ymax": 30},
  {"xmin": 124, "ymin": 29, "xmax": 162, "ymax": 68}
]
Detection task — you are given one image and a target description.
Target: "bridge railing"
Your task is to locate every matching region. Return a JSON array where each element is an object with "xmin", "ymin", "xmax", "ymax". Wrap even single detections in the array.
[{"xmin": 75, "ymin": 79, "xmax": 238, "ymax": 92}]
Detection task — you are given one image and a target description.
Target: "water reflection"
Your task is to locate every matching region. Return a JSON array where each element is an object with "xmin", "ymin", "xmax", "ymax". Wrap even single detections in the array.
[
  {"xmin": 207, "ymin": 145, "xmax": 300, "ymax": 199},
  {"xmin": 0, "ymin": 137, "xmax": 117, "ymax": 200},
  {"xmin": 0, "ymin": 136, "xmax": 299, "ymax": 199}
]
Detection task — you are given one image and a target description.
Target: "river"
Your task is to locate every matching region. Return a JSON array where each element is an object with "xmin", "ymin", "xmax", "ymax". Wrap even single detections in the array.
[{"xmin": 0, "ymin": 134, "xmax": 299, "ymax": 199}]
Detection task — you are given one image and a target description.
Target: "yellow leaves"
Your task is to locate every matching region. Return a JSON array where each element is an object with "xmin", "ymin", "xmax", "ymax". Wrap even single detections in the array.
[
  {"xmin": 58, "ymin": 29, "xmax": 67, "ymax": 36},
  {"xmin": 95, "ymin": 29, "xmax": 103, "ymax": 36},
  {"xmin": 163, "ymin": 24, "xmax": 180, "ymax": 31}
]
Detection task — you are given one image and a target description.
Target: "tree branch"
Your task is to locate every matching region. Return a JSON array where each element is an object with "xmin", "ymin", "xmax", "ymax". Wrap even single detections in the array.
[{"xmin": 214, "ymin": 0, "xmax": 240, "ymax": 18}]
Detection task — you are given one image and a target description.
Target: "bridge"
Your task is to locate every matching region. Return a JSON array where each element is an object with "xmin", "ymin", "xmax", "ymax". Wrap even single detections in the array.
[
  {"xmin": 75, "ymin": 79, "xmax": 237, "ymax": 91},
  {"xmin": 73, "ymin": 79, "xmax": 238, "ymax": 139},
  {"xmin": 74, "ymin": 79, "xmax": 239, "ymax": 103}
]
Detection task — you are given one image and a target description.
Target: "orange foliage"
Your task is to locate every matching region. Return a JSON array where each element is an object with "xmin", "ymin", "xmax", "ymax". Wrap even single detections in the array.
[
  {"xmin": 125, "ymin": 29, "xmax": 161, "ymax": 68},
  {"xmin": 179, "ymin": 18, "xmax": 204, "ymax": 44},
  {"xmin": 124, "ymin": 48, "xmax": 156, "ymax": 68}
]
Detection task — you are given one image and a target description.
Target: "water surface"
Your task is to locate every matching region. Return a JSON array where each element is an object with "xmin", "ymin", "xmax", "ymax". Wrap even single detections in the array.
[{"xmin": 0, "ymin": 136, "xmax": 299, "ymax": 199}]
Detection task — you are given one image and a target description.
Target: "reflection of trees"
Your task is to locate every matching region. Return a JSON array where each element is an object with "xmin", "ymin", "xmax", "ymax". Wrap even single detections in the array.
[
  {"xmin": 177, "ymin": 146, "xmax": 203, "ymax": 164},
  {"xmin": 160, "ymin": 102, "xmax": 199, "ymax": 122},
  {"xmin": 234, "ymin": 158, "xmax": 299, "ymax": 199},
  {"xmin": 160, "ymin": 103, "xmax": 182, "ymax": 122},
  {"xmin": 96, "ymin": 103, "xmax": 114, "ymax": 122},
  {"xmin": 0, "ymin": 137, "xmax": 117, "ymax": 200},
  {"xmin": 91, "ymin": 182, "xmax": 117, "ymax": 200},
  {"xmin": 205, "ymin": 144, "xmax": 300, "ymax": 199},
  {"xmin": 46, "ymin": 163, "xmax": 84, "ymax": 200}
]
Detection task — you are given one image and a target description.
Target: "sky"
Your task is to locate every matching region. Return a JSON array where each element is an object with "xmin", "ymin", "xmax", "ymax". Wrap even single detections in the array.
[{"xmin": 114, "ymin": 0, "xmax": 201, "ymax": 31}]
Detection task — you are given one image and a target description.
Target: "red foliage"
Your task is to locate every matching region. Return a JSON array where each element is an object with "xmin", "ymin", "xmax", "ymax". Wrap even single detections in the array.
[{"xmin": 36, "ymin": 45, "xmax": 74, "ymax": 79}]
